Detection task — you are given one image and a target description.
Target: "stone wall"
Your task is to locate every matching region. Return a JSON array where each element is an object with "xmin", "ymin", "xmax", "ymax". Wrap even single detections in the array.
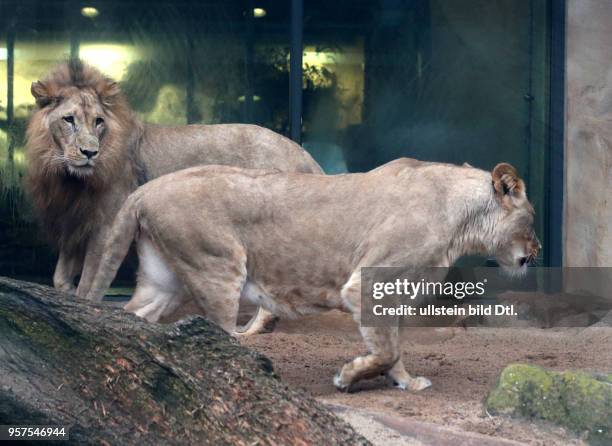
[{"xmin": 565, "ymin": 0, "xmax": 612, "ymax": 270}]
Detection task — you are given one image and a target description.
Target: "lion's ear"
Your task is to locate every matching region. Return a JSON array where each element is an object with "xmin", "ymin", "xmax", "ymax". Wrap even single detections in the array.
[
  {"xmin": 98, "ymin": 80, "xmax": 122, "ymax": 107},
  {"xmin": 31, "ymin": 81, "xmax": 53, "ymax": 107},
  {"xmin": 492, "ymin": 163, "xmax": 525, "ymax": 205}
]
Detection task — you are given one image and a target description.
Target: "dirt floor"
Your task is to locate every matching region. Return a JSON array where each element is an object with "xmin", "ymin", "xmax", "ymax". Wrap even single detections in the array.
[{"xmin": 239, "ymin": 310, "xmax": 612, "ymax": 446}]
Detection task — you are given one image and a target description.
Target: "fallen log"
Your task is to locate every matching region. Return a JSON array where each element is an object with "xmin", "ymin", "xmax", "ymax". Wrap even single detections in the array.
[{"xmin": 0, "ymin": 277, "xmax": 369, "ymax": 445}]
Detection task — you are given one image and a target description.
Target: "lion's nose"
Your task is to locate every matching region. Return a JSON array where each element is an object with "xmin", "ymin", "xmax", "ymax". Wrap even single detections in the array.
[
  {"xmin": 79, "ymin": 148, "xmax": 99, "ymax": 159},
  {"xmin": 535, "ymin": 238, "xmax": 542, "ymax": 255}
]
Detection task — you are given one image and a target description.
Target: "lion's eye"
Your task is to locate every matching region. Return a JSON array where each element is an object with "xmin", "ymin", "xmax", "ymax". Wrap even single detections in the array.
[
  {"xmin": 63, "ymin": 116, "xmax": 75, "ymax": 124},
  {"xmin": 95, "ymin": 117, "xmax": 105, "ymax": 127}
]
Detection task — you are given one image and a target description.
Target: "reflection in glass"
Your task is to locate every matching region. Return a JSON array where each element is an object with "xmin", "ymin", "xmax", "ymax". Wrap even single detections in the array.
[{"xmin": 0, "ymin": 0, "xmax": 552, "ymax": 278}]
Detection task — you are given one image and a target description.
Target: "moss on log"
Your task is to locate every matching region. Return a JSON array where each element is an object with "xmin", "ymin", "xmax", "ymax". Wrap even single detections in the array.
[
  {"xmin": 0, "ymin": 277, "xmax": 369, "ymax": 445},
  {"xmin": 485, "ymin": 363, "xmax": 612, "ymax": 444}
]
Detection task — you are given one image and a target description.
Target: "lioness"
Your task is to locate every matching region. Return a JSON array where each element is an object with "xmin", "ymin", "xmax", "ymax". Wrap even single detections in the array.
[
  {"xmin": 26, "ymin": 60, "xmax": 322, "ymax": 301},
  {"xmin": 86, "ymin": 159, "xmax": 540, "ymax": 391}
]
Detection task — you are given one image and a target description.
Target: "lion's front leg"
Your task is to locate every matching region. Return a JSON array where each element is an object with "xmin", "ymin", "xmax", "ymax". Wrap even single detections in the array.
[
  {"xmin": 53, "ymin": 250, "xmax": 82, "ymax": 294},
  {"xmin": 76, "ymin": 228, "xmax": 111, "ymax": 299},
  {"xmin": 336, "ymin": 270, "xmax": 432, "ymax": 392},
  {"xmin": 333, "ymin": 325, "xmax": 401, "ymax": 390}
]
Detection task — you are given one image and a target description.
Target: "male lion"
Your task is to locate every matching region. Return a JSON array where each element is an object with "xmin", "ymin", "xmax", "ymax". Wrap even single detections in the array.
[
  {"xmin": 25, "ymin": 60, "xmax": 322, "ymax": 302},
  {"xmin": 85, "ymin": 159, "xmax": 540, "ymax": 391}
]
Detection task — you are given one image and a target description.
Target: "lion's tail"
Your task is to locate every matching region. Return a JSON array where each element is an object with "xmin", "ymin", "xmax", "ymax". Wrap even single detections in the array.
[{"xmin": 85, "ymin": 192, "xmax": 141, "ymax": 301}]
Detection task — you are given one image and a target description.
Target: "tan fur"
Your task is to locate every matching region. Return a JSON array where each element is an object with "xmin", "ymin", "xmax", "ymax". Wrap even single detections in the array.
[
  {"xmin": 86, "ymin": 159, "xmax": 540, "ymax": 392},
  {"xmin": 25, "ymin": 60, "xmax": 322, "ymax": 297}
]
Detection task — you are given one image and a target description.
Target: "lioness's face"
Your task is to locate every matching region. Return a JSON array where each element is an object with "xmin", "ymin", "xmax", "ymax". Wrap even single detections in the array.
[
  {"xmin": 43, "ymin": 90, "xmax": 106, "ymax": 177},
  {"xmin": 490, "ymin": 163, "xmax": 541, "ymax": 275}
]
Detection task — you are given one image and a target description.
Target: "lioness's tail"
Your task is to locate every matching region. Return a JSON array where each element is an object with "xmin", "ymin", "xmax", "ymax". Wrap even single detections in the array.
[{"xmin": 85, "ymin": 192, "xmax": 141, "ymax": 301}]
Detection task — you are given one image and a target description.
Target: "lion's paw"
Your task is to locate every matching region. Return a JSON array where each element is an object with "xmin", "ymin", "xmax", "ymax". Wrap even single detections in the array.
[{"xmin": 56, "ymin": 283, "xmax": 77, "ymax": 295}]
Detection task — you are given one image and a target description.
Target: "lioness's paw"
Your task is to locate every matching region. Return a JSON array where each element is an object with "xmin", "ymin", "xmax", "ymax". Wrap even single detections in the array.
[
  {"xmin": 392, "ymin": 376, "xmax": 432, "ymax": 392},
  {"xmin": 333, "ymin": 372, "xmax": 352, "ymax": 393}
]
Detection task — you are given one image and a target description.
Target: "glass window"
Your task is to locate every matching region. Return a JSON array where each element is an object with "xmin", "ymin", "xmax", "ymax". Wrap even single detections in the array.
[
  {"xmin": 303, "ymin": 0, "xmax": 550, "ymax": 255},
  {"xmin": 0, "ymin": 0, "xmax": 291, "ymax": 279},
  {"xmin": 0, "ymin": 0, "xmax": 554, "ymax": 278}
]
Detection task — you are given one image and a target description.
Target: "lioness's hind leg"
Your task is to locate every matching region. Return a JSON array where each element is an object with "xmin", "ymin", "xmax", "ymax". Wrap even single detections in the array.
[
  {"xmin": 177, "ymin": 253, "xmax": 247, "ymax": 334},
  {"xmin": 125, "ymin": 282, "xmax": 178, "ymax": 323},
  {"xmin": 123, "ymin": 233, "xmax": 183, "ymax": 322},
  {"xmin": 182, "ymin": 271, "xmax": 245, "ymax": 333},
  {"xmin": 125, "ymin": 237, "xmax": 184, "ymax": 322}
]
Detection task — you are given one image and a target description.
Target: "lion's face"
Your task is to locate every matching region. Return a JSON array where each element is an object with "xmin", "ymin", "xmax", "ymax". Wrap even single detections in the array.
[
  {"xmin": 494, "ymin": 205, "xmax": 541, "ymax": 276},
  {"xmin": 489, "ymin": 163, "xmax": 541, "ymax": 276},
  {"xmin": 44, "ymin": 89, "xmax": 107, "ymax": 177},
  {"xmin": 27, "ymin": 60, "xmax": 129, "ymax": 184}
]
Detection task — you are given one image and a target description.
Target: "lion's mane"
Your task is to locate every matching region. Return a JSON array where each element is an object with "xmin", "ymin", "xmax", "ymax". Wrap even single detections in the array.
[{"xmin": 25, "ymin": 60, "xmax": 142, "ymax": 253}]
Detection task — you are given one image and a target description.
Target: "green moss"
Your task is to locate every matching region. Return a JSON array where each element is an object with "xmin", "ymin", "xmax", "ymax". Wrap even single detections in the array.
[
  {"xmin": 486, "ymin": 364, "xmax": 612, "ymax": 443},
  {"xmin": 0, "ymin": 307, "xmax": 83, "ymax": 354}
]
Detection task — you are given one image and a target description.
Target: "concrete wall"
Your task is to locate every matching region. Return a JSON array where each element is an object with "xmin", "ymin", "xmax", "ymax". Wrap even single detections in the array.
[{"xmin": 565, "ymin": 0, "xmax": 612, "ymax": 269}]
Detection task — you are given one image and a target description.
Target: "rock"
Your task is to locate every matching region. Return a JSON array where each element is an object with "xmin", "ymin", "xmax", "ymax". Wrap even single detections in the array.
[
  {"xmin": 485, "ymin": 363, "xmax": 612, "ymax": 444},
  {"xmin": 0, "ymin": 277, "xmax": 369, "ymax": 445}
]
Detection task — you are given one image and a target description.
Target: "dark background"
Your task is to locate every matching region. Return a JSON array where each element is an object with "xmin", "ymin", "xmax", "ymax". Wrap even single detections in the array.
[{"xmin": 0, "ymin": 0, "xmax": 553, "ymax": 281}]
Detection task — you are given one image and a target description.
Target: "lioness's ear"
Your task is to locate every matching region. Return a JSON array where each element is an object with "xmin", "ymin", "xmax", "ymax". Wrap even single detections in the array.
[
  {"xmin": 31, "ymin": 81, "xmax": 53, "ymax": 107},
  {"xmin": 98, "ymin": 80, "xmax": 122, "ymax": 107},
  {"xmin": 492, "ymin": 163, "xmax": 525, "ymax": 205}
]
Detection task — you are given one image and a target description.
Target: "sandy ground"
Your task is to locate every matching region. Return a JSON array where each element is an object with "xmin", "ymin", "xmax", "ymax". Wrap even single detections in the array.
[{"xmin": 239, "ymin": 310, "xmax": 612, "ymax": 446}]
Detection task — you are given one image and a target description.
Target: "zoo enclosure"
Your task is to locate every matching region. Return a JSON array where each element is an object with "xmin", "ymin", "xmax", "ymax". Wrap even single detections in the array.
[{"xmin": 0, "ymin": 0, "xmax": 564, "ymax": 278}]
